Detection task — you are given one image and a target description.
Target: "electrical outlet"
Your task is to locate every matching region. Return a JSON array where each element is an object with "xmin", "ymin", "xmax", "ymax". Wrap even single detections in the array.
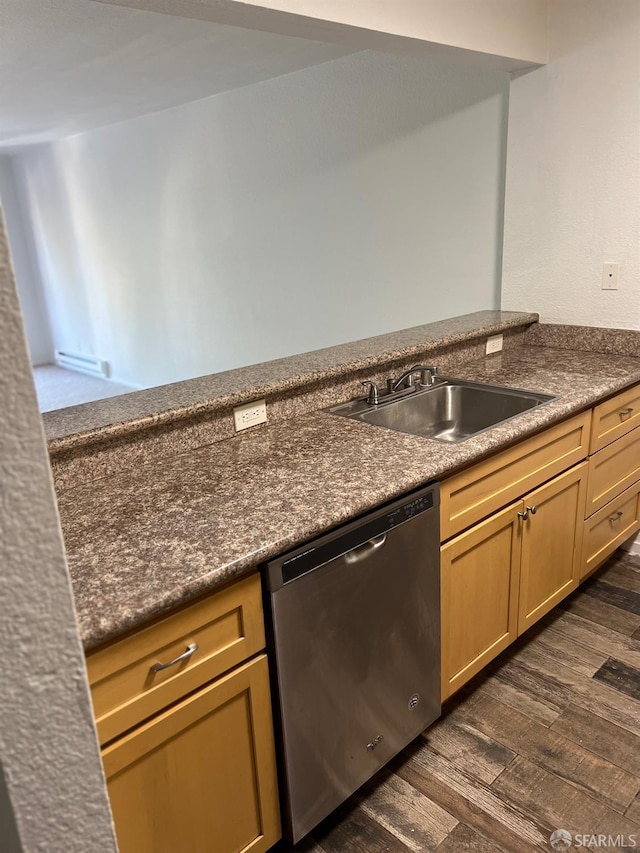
[
  {"xmin": 602, "ymin": 262, "xmax": 619, "ymax": 290},
  {"xmin": 486, "ymin": 334, "xmax": 503, "ymax": 355},
  {"xmin": 233, "ymin": 399, "xmax": 267, "ymax": 432}
]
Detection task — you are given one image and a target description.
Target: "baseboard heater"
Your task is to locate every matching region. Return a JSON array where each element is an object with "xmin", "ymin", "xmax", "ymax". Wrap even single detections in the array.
[{"xmin": 54, "ymin": 350, "xmax": 109, "ymax": 379}]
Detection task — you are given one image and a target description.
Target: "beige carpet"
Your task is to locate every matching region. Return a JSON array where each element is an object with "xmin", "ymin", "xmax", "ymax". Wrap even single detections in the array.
[{"xmin": 33, "ymin": 364, "xmax": 136, "ymax": 412}]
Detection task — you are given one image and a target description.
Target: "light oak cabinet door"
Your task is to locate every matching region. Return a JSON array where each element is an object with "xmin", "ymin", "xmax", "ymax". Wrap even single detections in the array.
[
  {"xmin": 518, "ymin": 462, "xmax": 587, "ymax": 633},
  {"xmin": 441, "ymin": 462, "xmax": 588, "ymax": 700},
  {"xmin": 441, "ymin": 503, "xmax": 522, "ymax": 701},
  {"xmin": 102, "ymin": 655, "xmax": 281, "ymax": 853}
]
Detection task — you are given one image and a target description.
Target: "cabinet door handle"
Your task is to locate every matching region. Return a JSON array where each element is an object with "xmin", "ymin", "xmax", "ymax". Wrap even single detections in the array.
[
  {"xmin": 151, "ymin": 642, "xmax": 199, "ymax": 672},
  {"xmin": 517, "ymin": 509, "xmax": 529, "ymax": 521},
  {"xmin": 526, "ymin": 505, "xmax": 537, "ymax": 515},
  {"xmin": 619, "ymin": 407, "xmax": 634, "ymax": 420},
  {"xmin": 609, "ymin": 510, "xmax": 624, "ymax": 524}
]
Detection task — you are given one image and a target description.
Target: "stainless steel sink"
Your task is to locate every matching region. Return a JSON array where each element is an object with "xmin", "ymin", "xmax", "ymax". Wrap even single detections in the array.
[{"xmin": 330, "ymin": 378, "xmax": 555, "ymax": 443}]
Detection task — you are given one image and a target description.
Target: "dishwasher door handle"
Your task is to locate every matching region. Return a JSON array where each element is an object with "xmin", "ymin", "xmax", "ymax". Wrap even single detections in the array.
[{"xmin": 343, "ymin": 534, "xmax": 387, "ymax": 564}]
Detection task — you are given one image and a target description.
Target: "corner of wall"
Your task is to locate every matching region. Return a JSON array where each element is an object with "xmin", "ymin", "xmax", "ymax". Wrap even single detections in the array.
[{"xmin": 0, "ymin": 207, "xmax": 117, "ymax": 851}]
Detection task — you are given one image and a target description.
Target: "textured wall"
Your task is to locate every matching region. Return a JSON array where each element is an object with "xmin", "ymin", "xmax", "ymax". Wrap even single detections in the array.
[
  {"xmin": 0, "ymin": 209, "xmax": 116, "ymax": 851},
  {"xmin": 502, "ymin": 0, "xmax": 640, "ymax": 328},
  {"xmin": 12, "ymin": 49, "xmax": 509, "ymax": 390}
]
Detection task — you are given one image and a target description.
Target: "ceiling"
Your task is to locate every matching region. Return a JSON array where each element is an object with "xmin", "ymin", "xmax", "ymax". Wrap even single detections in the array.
[{"xmin": 0, "ymin": 0, "xmax": 355, "ymax": 149}]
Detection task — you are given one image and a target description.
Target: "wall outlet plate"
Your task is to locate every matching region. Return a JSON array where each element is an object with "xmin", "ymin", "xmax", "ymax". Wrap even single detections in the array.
[
  {"xmin": 602, "ymin": 262, "xmax": 619, "ymax": 290},
  {"xmin": 233, "ymin": 399, "xmax": 267, "ymax": 431},
  {"xmin": 486, "ymin": 334, "xmax": 503, "ymax": 355}
]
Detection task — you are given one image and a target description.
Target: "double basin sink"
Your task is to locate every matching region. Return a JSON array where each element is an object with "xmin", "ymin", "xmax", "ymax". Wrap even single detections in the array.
[{"xmin": 330, "ymin": 377, "xmax": 555, "ymax": 443}]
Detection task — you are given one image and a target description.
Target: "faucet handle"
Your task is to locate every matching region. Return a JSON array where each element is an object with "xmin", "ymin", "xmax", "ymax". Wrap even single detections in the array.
[
  {"xmin": 417, "ymin": 365, "xmax": 438, "ymax": 386},
  {"xmin": 361, "ymin": 381, "xmax": 380, "ymax": 405},
  {"xmin": 388, "ymin": 365, "xmax": 438, "ymax": 394}
]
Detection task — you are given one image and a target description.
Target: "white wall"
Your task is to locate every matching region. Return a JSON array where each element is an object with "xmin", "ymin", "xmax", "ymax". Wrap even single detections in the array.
[
  {"xmin": 0, "ymin": 157, "xmax": 53, "ymax": 365},
  {"xmin": 502, "ymin": 0, "xmax": 640, "ymax": 328},
  {"xmin": 0, "ymin": 208, "xmax": 117, "ymax": 851},
  {"xmin": 12, "ymin": 50, "xmax": 509, "ymax": 389}
]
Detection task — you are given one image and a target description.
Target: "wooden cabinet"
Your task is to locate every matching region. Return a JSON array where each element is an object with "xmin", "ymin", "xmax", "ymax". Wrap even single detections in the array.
[
  {"xmin": 589, "ymin": 382, "xmax": 640, "ymax": 453},
  {"xmin": 581, "ymin": 482, "xmax": 640, "ymax": 581},
  {"xmin": 441, "ymin": 381, "xmax": 640, "ymax": 701},
  {"xmin": 87, "ymin": 573, "xmax": 266, "ymax": 745},
  {"xmin": 87, "ymin": 574, "xmax": 281, "ymax": 853},
  {"xmin": 441, "ymin": 463, "xmax": 588, "ymax": 700},
  {"xmin": 441, "ymin": 504, "xmax": 521, "ymax": 700},
  {"xmin": 585, "ymin": 424, "xmax": 640, "ymax": 516},
  {"xmin": 518, "ymin": 462, "xmax": 587, "ymax": 632},
  {"xmin": 102, "ymin": 656, "xmax": 279, "ymax": 853},
  {"xmin": 439, "ymin": 403, "xmax": 592, "ymax": 701},
  {"xmin": 581, "ymin": 383, "xmax": 640, "ymax": 579},
  {"xmin": 440, "ymin": 411, "xmax": 590, "ymax": 541}
]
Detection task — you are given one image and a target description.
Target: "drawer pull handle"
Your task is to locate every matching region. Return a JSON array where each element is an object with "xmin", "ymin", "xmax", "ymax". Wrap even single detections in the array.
[
  {"xmin": 517, "ymin": 509, "xmax": 529, "ymax": 521},
  {"xmin": 526, "ymin": 505, "xmax": 538, "ymax": 515},
  {"xmin": 619, "ymin": 407, "xmax": 634, "ymax": 420},
  {"xmin": 151, "ymin": 642, "xmax": 199, "ymax": 673},
  {"xmin": 609, "ymin": 510, "xmax": 624, "ymax": 523}
]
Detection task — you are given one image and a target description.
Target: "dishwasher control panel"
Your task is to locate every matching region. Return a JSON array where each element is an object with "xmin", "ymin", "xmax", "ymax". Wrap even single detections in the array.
[
  {"xmin": 273, "ymin": 485, "xmax": 438, "ymax": 587},
  {"xmin": 387, "ymin": 491, "xmax": 435, "ymax": 524}
]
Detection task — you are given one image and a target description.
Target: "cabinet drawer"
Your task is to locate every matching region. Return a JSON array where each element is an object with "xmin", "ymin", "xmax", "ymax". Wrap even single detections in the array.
[
  {"xmin": 590, "ymin": 383, "xmax": 640, "ymax": 453},
  {"xmin": 103, "ymin": 654, "xmax": 281, "ymax": 853},
  {"xmin": 581, "ymin": 483, "xmax": 640, "ymax": 581},
  {"xmin": 440, "ymin": 411, "xmax": 591, "ymax": 541},
  {"xmin": 586, "ymin": 426, "xmax": 640, "ymax": 517},
  {"xmin": 87, "ymin": 572, "xmax": 265, "ymax": 745}
]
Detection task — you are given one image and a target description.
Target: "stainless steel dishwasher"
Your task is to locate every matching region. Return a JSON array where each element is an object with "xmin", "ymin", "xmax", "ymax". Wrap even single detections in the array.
[{"xmin": 265, "ymin": 483, "xmax": 441, "ymax": 843}]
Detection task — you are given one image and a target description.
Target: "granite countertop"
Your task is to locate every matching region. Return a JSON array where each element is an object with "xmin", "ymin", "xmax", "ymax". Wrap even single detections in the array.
[
  {"xmin": 58, "ymin": 343, "xmax": 640, "ymax": 652},
  {"xmin": 44, "ymin": 310, "xmax": 536, "ymax": 451}
]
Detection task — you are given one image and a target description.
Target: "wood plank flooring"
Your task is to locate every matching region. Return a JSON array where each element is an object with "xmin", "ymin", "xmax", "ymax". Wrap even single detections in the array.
[{"xmin": 276, "ymin": 550, "xmax": 640, "ymax": 852}]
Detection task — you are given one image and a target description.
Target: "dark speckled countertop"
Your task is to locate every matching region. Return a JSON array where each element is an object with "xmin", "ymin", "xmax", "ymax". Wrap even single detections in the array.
[
  {"xmin": 58, "ymin": 343, "xmax": 640, "ymax": 651},
  {"xmin": 44, "ymin": 310, "xmax": 536, "ymax": 451}
]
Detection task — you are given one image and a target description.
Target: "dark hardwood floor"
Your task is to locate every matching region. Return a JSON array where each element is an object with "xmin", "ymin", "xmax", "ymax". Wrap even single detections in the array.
[{"xmin": 277, "ymin": 550, "xmax": 640, "ymax": 852}]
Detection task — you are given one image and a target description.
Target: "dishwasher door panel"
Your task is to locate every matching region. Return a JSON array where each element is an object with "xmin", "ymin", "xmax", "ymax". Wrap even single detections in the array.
[{"xmin": 267, "ymin": 493, "xmax": 440, "ymax": 843}]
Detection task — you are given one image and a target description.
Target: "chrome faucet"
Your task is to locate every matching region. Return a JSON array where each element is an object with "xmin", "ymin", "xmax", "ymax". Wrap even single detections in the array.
[
  {"xmin": 361, "ymin": 381, "xmax": 380, "ymax": 405},
  {"xmin": 361, "ymin": 365, "xmax": 438, "ymax": 405},
  {"xmin": 389, "ymin": 365, "xmax": 439, "ymax": 393}
]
